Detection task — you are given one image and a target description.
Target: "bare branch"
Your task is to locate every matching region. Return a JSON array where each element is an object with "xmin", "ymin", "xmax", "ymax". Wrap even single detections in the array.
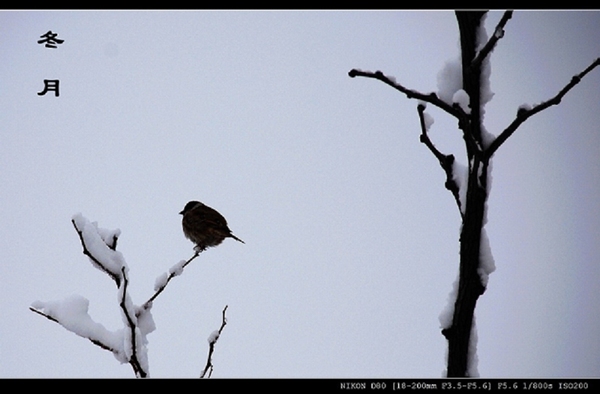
[
  {"xmin": 486, "ymin": 57, "xmax": 600, "ymax": 157},
  {"xmin": 349, "ymin": 69, "xmax": 465, "ymax": 119},
  {"xmin": 471, "ymin": 11, "xmax": 513, "ymax": 70},
  {"xmin": 417, "ymin": 104, "xmax": 464, "ymax": 219},
  {"xmin": 139, "ymin": 251, "xmax": 200, "ymax": 312},
  {"xmin": 200, "ymin": 305, "xmax": 229, "ymax": 378}
]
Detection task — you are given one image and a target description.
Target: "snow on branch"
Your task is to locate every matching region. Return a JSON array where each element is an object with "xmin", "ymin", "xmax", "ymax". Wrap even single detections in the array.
[
  {"xmin": 486, "ymin": 57, "xmax": 600, "ymax": 157},
  {"xmin": 118, "ymin": 266, "xmax": 150, "ymax": 377},
  {"xmin": 140, "ymin": 252, "xmax": 200, "ymax": 312},
  {"xmin": 29, "ymin": 295, "xmax": 127, "ymax": 361},
  {"xmin": 31, "ymin": 212, "xmax": 231, "ymax": 377},
  {"xmin": 71, "ymin": 213, "xmax": 124, "ymax": 287}
]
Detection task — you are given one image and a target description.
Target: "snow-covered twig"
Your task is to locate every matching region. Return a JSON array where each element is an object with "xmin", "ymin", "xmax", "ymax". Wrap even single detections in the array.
[
  {"xmin": 200, "ymin": 305, "xmax": 228, "ymax": 378},
  {"xmin": 139, "ymin": 252, "xmax": 200, "ymax": 313},
  {"xmin": 29, "ymin": 295, "xmax": 126, "ymax": 360},
  {"xmin": 71, "ymin": 215, "xmax": 123, "ymax": 287},
  {"xmin": 487, "ymin": 57, "xmax": 600, "ymax": 157}
]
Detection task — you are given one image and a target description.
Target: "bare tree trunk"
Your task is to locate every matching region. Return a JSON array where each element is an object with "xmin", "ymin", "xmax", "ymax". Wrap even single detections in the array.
[
  {"xmin": 443, "ymin": 169, "xmax": 488, "ymax": 377},
  {"xmin": 442, "ymin": 11, "xmax": 489, "ymax": 378}
]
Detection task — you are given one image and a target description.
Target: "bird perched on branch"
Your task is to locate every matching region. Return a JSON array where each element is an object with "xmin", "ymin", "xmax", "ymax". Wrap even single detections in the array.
[{"xmin": 180, "ymin": 200, "xmax": 245, "ymax": 252}]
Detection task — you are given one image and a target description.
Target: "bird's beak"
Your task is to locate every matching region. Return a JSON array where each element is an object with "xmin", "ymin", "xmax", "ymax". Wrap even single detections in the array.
[{"xmin": 179, "ymin": 210, "xmax": 184, "ymax": 215}]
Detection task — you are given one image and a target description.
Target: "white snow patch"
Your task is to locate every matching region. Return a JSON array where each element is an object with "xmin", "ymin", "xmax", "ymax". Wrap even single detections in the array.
[
  {"xmin": 478, "ymin": 228, "xmax": 496, "ymax": 287},
  {"xmin": 208, "ymin": 329, "xmax": 220, "ymax": 344},
  {"xmin": 136, "ymin": 305, "xmax": 156, "ymax": 337},
  {"xmin": 452, "ymin": 160, "xmax": 469, "ymax": 214},
  {"xmin": 485, "ymin": 158, "xmax": 493, "ymax": 195},
  {"xmin": 152, "ymin": 260, "xmax": 186, "ymax": 292},
  {"xmin": 168, "ymin": 259, "xmax": 187, "ymax": 277},
  {"xmin": 423, "ymin": 112, "xmax": 435, "ymax": 131},
  {"xmin": 518, "ymin": 103, "xmax": 532, "ymax": 112},
  {"xmin": 71, "ymin": 213, "xmax": 126, "ymax": 279},
  {"xmin": 96, "ymin": 226, "xmax": 121, "ymax": 248},
  {"xmin": 467, "ymin": 317, "xmax": 480, "ymax": 377},
  {"xmin": 154, "ymin": 272, "xmax": 169, "ymax": 291},
  {"xmin": 452, "ymin": 89, "xmax": 470, "ymax": 114},
  {"xmin": 133, "ymin": 326, "xmax": 150, "ymax": 374},
  {"xmin": 438, "ymin": 270, "xmax": 459, "ymax": 330}
]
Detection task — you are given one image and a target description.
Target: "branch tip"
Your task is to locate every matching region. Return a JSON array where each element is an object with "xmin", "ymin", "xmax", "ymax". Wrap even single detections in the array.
[{"xmin": 487, "ymin": 56, "xmax": 600, "ymax": 157}]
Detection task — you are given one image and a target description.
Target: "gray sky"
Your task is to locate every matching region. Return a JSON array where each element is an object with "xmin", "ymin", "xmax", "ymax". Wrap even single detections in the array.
[{"xmin": 1, "ymin": 10, "xmax": 600, "ymax": 378}]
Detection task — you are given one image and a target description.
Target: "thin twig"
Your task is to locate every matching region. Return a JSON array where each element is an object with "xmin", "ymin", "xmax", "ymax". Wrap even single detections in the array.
[
  {"xmin": 470, "ymin": 11, "xmax": 513, "ymax": 71},
  {"xmin": 29, "ymin": 306, "xmax": 59, "ymax": 323},
  {"xmin": 200, "ymin": 305, "xmax": 229, "ymax": 378},
  {"xmin": 486, "ymin": 57, "xmax": 600, "ymax": 157},
  {"xmin": 349, "ymin": 69, "xmax": 465, "ymax": 119},
  {"xmin": 140, "ymin": 251, "xmax": 200, "ymax": 313},
  {"xmin": 417, "ymin": 104, "xmax": 464, "ymax": 219}
]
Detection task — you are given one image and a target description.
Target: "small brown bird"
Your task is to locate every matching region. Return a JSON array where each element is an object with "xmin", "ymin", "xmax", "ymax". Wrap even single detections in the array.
[{"xmin": 180, "ymin": 200, "xmax": 244, "ymax": 252}]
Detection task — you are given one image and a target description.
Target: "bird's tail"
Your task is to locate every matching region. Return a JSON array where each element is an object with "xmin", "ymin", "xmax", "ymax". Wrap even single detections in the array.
[{"xmin": 230, "ymin": 234, "xmax": 245, "ymax": 244}]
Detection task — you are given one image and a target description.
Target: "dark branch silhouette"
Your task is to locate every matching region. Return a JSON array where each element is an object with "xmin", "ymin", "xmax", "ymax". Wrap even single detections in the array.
[
  {"xmin": 201, "ymin": 305, "xmax": 229, "ymax": 378},
  {"xmin": 350, "ymin": 10, "xmax": 599, "ymax": 377},
  {"xmin": 417, "ymin": 104, "xmax": 463, "ymax": 219},
  {"xmin": 486, "ymin": 57, "xmax": 600, "ymax": 157},
  {"xmin": 348, "ymin": 69, "xmax": 467, "ymax": 120}
]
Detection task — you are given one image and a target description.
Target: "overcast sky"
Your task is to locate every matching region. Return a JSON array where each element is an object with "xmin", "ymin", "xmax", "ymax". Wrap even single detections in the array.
[{"xmin": 1, "ymin": 10, "xmax": 600, "ymax": 378}]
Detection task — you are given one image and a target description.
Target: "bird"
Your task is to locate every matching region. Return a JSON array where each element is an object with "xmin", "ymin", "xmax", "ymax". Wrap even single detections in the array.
[{"xmin": 179, "ymin": 200, "xmax": 244, "ymax": 252}]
